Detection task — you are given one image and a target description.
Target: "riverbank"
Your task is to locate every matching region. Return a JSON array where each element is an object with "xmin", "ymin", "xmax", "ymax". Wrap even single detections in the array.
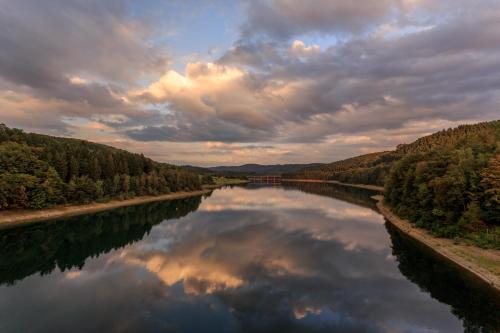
[
  {"xmin": 282, "ymin": 178, "xmax": 385, "ymax": 192},
  {"xmin": 285, "ymin": 180, "xmax": 500, "ymax": 290},
  {"xmin": 0, "ymin": 181, "xmax": 247, "ymax": 230},
  {"xmin": 374, "ymin": 196, "xmax": 500, "ymax": 291}
]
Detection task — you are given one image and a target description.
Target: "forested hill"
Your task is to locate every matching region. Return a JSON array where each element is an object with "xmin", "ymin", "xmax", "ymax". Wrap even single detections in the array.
[
  {"xmin": 209, "ymin": 163, "xmax": 324, "ymax": 175},
  {"xmin": 286, "ymin": 121, "xmax": 500, "ymax": 187},
  {"xmin": 287, "ymin": 120, "xmax": 500, "ymax": 248},
  {"xmin": 0, "ymin": 124, "xmax": 200, "ymax": 210},
  {"xmin": 394, "ymin": 121, "xmax": 499, "ymax": 155},
  {"xmin": 385, "ymin": 120, "xmax": 499, "ymax": 247},
  {"xmin": 284, "ymin": 152, "xmax": 395, "ymax": 185}
]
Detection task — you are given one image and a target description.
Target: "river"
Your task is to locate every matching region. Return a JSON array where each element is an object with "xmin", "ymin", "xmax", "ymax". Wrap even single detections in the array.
[{"xmin": 0, "ymin": 184, "xmax": 498, "ymax": 332}]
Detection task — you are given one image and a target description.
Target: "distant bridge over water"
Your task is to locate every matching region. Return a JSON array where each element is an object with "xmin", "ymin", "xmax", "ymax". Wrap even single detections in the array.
[{"xmin": 247, "ymin": 175, "xmax": 282, "ymax": 184}]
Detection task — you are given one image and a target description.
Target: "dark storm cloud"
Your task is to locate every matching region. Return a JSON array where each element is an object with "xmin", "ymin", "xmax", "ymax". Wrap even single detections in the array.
[
  {"xmin": 126, "ymin": 119, "xmax": 274, "ymax": 143},
  {"xmin": 218, "ymin": 41, "xmax": 286, "ymax": 68},
  {"xmin": 0, "ymin": 0, "xmax": 166, "ymax": 85},
  {"xmin": 0, "ymin": 0, "xmax": 168, "ymax": 132},
  {"xmin": 241, "ymin": 0, "xmax": 393, "ymax": 39}
]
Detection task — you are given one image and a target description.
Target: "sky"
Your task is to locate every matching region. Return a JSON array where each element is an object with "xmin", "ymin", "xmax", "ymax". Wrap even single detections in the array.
[{"xmin": 1, "ymin": 0, "xmax": 499, "ymax": 166}]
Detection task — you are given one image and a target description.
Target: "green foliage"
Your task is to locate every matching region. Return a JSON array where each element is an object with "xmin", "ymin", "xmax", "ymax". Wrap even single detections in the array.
[
  {"xmin": 287, "ymin": 120, "xmax": 500, "ymax": 248},
  {"xmin": 0, "ymin": 124, "xmax": 201, "ymax": 210},
  {"xmin": 0, "ymin": 141, "xmax": 65, "ymax": 209},
  {"xmin": 480, "ymin": 153, "xmax": 500, "ymax": 224},
  {"xmin": 286, "ymin": 151, "xmax": 396, "ymax": 185},
  {"xmin": 385, "ymin": 120, "xmax": 500, "ymax": 248},
  {"xmin": 201, "ymin": 174, "xmax": 215, "ymax": 185}
]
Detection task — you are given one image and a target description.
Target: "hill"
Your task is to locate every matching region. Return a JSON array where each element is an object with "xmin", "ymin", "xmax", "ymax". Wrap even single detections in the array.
[
  {"xmin": 284, "ymin": 152, "xmax": 395, "ymax": 185},
  {"xmin": 385, "ymin": 120, "xmax": 499, "ymax": 247},
  {"xmin": 287, "ymin": 120, "xmax": 500, "ymax": 248},
  {"xmin": 209, "ymin": 163, "xmax": 323, "ymax": 175},
  {"xmin": 182, "ymin": 165, "xmax": 214, "ymax": 175},
  {"xmin": 0, "ymin": 124, "xmax": 201, "ymax": 210}
]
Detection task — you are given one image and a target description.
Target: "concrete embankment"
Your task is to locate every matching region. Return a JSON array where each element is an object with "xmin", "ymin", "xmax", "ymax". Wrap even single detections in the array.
[
  {"xmin": 375, "ymin": 195, "xmax": 500, "ymax": 292},
  {"xmin": 281, "ymin": 179, "xmax": 499, "ymax": 291}
]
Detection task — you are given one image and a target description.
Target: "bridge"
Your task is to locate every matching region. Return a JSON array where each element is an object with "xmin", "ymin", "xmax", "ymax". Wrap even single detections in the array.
[{"xmin": 247, "ymin": 175, "xmax": 282, "ymax": 184}]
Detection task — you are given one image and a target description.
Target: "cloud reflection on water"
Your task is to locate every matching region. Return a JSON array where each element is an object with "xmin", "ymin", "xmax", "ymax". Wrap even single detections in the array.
[
  {"xmin": 111, "ymin": 187, "xmax": 462, "ymax": 332},
  {"xmin": 0, "ymin": 186, "xmax": 463, "ymax": 333}
]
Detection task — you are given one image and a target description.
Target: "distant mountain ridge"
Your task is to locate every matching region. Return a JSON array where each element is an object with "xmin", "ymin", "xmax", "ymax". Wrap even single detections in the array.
[{"xmin": 208, "ymin": 163, "xmax": 324, "ymax": 175}]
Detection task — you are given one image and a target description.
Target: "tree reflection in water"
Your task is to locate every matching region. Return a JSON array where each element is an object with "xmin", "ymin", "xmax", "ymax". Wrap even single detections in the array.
[
  {"xmin": 0, "ymin": 195, "xmax": 204, "ymax": 285},
  {"xmin": 292, "ymin": 182, "xmax": 500, "ymax": 332},
  {"xmin": 386, "ymin": 223, "xmax": 500, "ymax": 332},
  {"xmin": 0, "ymin": 185, "xmax": 498, "ymax": 332}
]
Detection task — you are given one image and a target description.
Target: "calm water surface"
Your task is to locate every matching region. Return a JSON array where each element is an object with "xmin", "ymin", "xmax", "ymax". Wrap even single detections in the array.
[{"xmin": 0, "ymin": 184, "xmax": 498, "ymax": 332}]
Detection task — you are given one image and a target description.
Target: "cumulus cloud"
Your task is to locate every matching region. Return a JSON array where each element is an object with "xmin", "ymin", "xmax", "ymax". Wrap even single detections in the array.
[
  {"xmin": 289, "ymin": 40, "xmax": 320, "ymax": 57},
  {"xmin": 128, "ymin": 61, "xmax": 307, "ymax": 142},
  {"xmin": 128, "ymin": 4, "xmax": 500, "ymax": 145},
  {"xmin": 1, "ymin": 0, "xmax": 500, "ymax": 165}
]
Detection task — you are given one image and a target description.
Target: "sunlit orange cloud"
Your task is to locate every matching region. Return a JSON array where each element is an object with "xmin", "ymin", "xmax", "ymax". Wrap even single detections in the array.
[
  {"xmin": 130, "ymin": 60, "xmax": 312, "ymax": 132},
  {"xmin": 65, "ymin": 271, "xmax": 83, "ymax": 280},
  {"xmin": 293, "ymin": 306, "xmax": 322, "ymax": 319},
  {"xmin": 289, "ymin": 40, "xmax": 320, "ymax": 57},
  {"xmin": 132, "ymin": 62, "xmax": 246, "ymax": 116}
]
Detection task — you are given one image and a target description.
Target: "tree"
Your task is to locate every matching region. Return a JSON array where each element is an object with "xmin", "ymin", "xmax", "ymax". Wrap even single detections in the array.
[
  {"xmin": 0, "ymin": 125, "xmax": 201, "ymax": 210},
  {"xmin": 480, "ymin": 154, "xmax": 500, "ymax": 225}
]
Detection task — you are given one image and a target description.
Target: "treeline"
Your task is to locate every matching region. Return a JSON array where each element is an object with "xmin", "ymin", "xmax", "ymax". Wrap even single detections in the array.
[
  {"xmin": 182, "ymin": 165, "xmax": 247, "ymax": 184},
  {"xmin": 0, "ymin": 124, "xmax": 201, "ymax": 210},
  {"xmin": 385, "ymin": 121, "xmax": 499, "ymax": 248},
  {"xmin": 286, "ymin": 120, "xmax": 499, "ymax": 248},
  {"xmin": 285, "ymin": 152, "xmax": 396, "ymax": 185},
  {"xmin": 394, "ymin": 121, "xmax": 497, "ymax": 155}
]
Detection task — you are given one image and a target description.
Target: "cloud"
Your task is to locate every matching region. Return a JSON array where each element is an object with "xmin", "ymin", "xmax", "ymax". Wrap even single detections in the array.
[
  {"xmin": 289, "ymin": 40, "xmax": 320, "ymax": 57},
  {"xmin": 241, "ymin": 0, "xmax": 393, "ymax": 39},
  {"xmin": 0, "ymin": 0, "xmax": 168, "ymax": 133},
  {"xmin": 122, "ymin": 0, "xmax": 500, "ymax": 149},
  {"xmin": 0, "ymin": 0, "xmax": 167, "ymax": 86},
  {"xmin": 128, "ymin": 61, "xmax": 295, "ymax": 142},
  {"xmin": 1, "ymin": 0, "xmax": 500, "ymax": 165}
]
